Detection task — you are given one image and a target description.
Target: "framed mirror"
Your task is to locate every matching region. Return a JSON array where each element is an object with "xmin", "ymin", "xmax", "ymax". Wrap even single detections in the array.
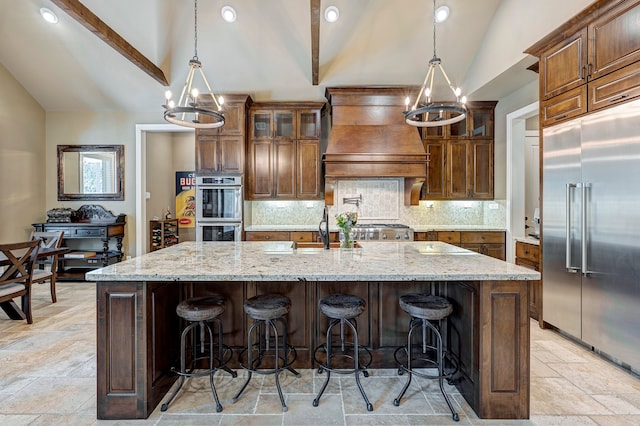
[{"xmin": 57, "ymin": 145, "xmax": 124, "ymax": 201}]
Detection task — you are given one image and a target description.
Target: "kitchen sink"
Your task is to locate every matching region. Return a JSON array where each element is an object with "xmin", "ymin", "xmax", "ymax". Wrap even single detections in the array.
[{"xmin": 292, "ymin": 242, "xmax": 362, "ymax": 250}]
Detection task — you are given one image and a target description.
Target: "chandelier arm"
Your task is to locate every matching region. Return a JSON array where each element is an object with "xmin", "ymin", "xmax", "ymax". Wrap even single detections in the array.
[
  {"xmin": 198, "ymin": 67, "xmax": 222, "ymax": 111},
  {"xmin": 176, "ymin": 66, "xmax": 194, "ymax": 108},
  {"xmin": 427, "ymin": 64, "xmax": 437, "ymax": 103},
  {"xmin": 413, "ymin": 66, "xmax": 434, "ymax": 110},
  {"xmin": 436, "ymin": 63, "xmax": 460, "ymax": 99}
]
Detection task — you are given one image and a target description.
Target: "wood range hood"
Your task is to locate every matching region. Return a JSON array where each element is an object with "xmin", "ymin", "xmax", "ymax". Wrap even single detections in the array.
[{"xmin": 324, "ymin": 87, "xmax": 427, "ymax": 206}]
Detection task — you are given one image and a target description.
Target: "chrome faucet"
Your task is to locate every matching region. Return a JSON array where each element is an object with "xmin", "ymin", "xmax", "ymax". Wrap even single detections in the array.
[{"xmin": 319, "ymin": 206, "xmax": 330, "ymax": 249}]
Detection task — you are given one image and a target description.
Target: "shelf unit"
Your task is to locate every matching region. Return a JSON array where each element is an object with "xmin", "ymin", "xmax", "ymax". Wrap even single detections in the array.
[{"xmin": 149, "ymin": 219, "xmax": 179, "ymax": 251}]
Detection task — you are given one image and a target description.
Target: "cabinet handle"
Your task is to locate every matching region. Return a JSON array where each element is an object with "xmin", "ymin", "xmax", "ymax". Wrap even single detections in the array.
[
  {"xmin": 587, "ymin": 63, "xmax": 592, "ymax": 79},
  {"xmin": 581, "ymin": 65, "xmax": 586, "ymax": 80},
  {"xmin": 609, "ymin": 95, "xmax": 627, "ymax": 103},
  {"xmin": 555, "ymin": 114, "xmax": 568, "ymax": 121}
]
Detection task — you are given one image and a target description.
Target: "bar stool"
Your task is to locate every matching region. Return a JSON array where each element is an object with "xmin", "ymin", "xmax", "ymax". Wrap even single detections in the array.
[
  {"xmin": 232, "ymin": 293, "xmax": 299, "ymax": 412},
  {"xmin": 161, "ymin": 295, "xmax": 236, "ymax": 413},
  {"xmin": 313, "ymin": 293, "xmax": 373, "ymax": 411},
  {"xmin": 393, "ymin": 293, "xmax": 459, "ymax": 422}
]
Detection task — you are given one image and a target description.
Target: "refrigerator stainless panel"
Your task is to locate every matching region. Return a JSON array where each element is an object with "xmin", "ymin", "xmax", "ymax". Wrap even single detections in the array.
[
  {"xmin": 542, "ymin": 120, "xmax": 583, "ymax": 339},
  {"xmin": 580, "ymin": 100, "xmax": 640, "ymax": 370}
]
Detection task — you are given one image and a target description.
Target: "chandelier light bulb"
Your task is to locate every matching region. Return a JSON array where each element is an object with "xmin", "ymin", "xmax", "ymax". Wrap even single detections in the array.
[
  {"xmin": 435, "ymin": 5, "xmax": 450, "ymax": 23},
  {"xmin": 168, "ymin": 100, "xmax": 175, "ymax": 109},
  {"xmin": 461, "ymin": 96, "xmax": 467, "ymax": 104},
  {"xmin": 165, "ymin": 90, "xmax": 172, "ymax": 101},
  {"xmin": 405, "ymin": 97, "xmax": 410, "ymax": 107},
  {"xmin": 454, "ymin": 87, "xmax": 461, "ymax": 97},
  {"xmin": 191, "ymin": 88, "xmax": 199, "ymax": 99},
  {"xmin": 218, "ymin": 96, "xmax": 225, "ymax": 107}
]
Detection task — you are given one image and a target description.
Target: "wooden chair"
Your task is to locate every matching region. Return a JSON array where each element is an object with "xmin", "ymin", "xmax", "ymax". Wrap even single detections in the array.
[
  {"xmin": 29, "ymin": 231, "xmax": 64, "ymax": 303},
  {"xmin": 0, "ymin": 240, "xmax": 40, "ymax": 324}
]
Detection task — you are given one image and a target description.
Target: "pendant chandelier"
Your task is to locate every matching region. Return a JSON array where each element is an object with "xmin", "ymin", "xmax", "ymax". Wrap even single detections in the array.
[
  {"xmin": 404, "ymin": 0, "xmax": 467, "ymax": 128},
  {"xmin": 163, "ymin": 0, "xmax": 225, "ymax": 129}
]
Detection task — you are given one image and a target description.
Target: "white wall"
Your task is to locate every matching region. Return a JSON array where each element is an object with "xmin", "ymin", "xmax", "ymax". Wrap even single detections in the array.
[
  {"xmin": 0, "ymin": 63, "xmax": 46, "ymax": 242},
  {"xmin": 465, "ymin": 0, "xmax": 594, "ymax": 95}
]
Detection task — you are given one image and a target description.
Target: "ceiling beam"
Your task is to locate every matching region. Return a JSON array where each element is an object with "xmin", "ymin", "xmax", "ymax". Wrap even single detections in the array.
[
  {"xmin": 50, "ymin": 0, "xmax": 169, "ymax": 86},
  {"xmin": 310, "ymin": 0, "xmax": 320, "ymax": 85}
]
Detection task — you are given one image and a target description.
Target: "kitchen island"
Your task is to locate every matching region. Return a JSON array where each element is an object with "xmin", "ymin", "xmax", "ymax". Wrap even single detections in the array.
[{"xmin": 87, "ymin": 241, "xmax": 539, "ymax": 420}]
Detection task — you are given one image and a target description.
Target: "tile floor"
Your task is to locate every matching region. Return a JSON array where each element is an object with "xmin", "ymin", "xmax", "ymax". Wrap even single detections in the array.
[{"xmin": 0, "ymin": 282, "xmax": 638, "ymax": 425}]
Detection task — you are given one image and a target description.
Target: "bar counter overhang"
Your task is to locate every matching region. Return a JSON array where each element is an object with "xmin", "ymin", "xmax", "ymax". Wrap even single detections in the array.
[{"xmin": 87, "ymin": 241, "xmax": 539, "ymax": 420}]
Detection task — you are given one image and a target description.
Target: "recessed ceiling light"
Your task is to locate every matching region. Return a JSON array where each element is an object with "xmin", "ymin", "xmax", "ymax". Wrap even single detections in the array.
[
  {"xmin": 324, "ymin": 6, "xmax": 339, "ymax": 23},
  {"xmin": 434, "ymin": 5, "xmax": 450, "ymax": 23},
  {"xmin": 221, "ymin": 5, "xmax": 237, "ymax": 23},
  {"xmin": 40, "ymin": 7, "xmax": 58, "ymax": 24}
]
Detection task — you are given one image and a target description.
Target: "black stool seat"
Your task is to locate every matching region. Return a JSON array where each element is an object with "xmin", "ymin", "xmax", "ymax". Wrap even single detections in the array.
[
  {"xmin": 244, "ymin": 294, "xmax": 290, "ymax": 320},
  {"xmin": 176, "ymin": 296, "xmax": 225, "ymax": 321},
  {"xmin": 162, "ymin": 295, "xmax": 235, "ymax": 414},
  {"xmin": 319, "ymin": 294, "xmax": 365, "ymax": 319},
  {"xmin": 233, "ymin": 293, "xmax": 298, "ymax": 412},
  {"xmin": 313, "ymin": 293, "xmax": 372, "ymax": 411},
  {"xmin": 399, "ymin": 293, "xmax": 452, "ymax": 320}
]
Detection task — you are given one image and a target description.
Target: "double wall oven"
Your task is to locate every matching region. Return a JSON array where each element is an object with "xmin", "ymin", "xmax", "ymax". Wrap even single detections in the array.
[{"xmin": 195, "ymin": 175, "xmax": 242, "ymax": 242}]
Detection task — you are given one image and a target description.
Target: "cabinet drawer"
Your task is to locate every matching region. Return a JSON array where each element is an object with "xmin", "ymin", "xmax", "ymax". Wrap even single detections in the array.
[
  {"xmin": 589, "ymin": 63, "xmax": 640, "ymax": 111},
  {"xmin": 541, "ymin": 86, "xmax": 587, "ymax": 127},
  {"xmin": 245, "ymin": 231, "xmax": 290, "ymax": 241},
  {"xmin": 74, "ymin": 228, "xmax": 107, "ymax": 238},
  {"xmin": 290, "ymin": 231, "xmax": 314, "ymax": 242},
  {"xmin": 437, "ymin": 231, "xmax": 461, "ymax": 244},
  {"xmin": 460, "ymin": 231, "xmax": 505, "ymax": 244},
  {"xmin": 515, "ymin": 242, "xmax": 540, "ymax": 263},
  {"xmin": 515, "ymin": 257, "xmax": 539, "ymax": 271}
]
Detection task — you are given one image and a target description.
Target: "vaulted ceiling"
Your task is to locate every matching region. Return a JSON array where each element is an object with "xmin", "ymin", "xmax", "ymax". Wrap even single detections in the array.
[{"xmin": 0, "ymin": 0, "xmax": 593, "ymax": 113}]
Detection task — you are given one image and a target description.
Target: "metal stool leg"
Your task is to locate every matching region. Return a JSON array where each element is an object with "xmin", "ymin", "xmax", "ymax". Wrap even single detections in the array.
[
  {"xmin": 344, "ymin": 318, "xmax": 373, "ymax": 411},
  {"xmin": 393, "ymin": 318, "xmax": 420, "ymax": 406},
  {"xmin": 232, "ymin": 320, "xmax": 258, "ymax": 403},
  {"xmin": 161, "ymin": 321, "xmax": 195, "ymax": 411}
]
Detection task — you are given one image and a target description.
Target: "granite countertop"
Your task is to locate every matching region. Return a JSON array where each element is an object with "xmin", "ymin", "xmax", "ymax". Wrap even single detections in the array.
[
  {"xmin": 86, "ymin": 241, "xmax": 539, "ymax": 282},
  {"xmin": 514, "ymin": 236, "xmax": 540, "ymax": 246},
  {"xmin": 244, "ymin": 225, "xmax": 507, "ymax": 232}
]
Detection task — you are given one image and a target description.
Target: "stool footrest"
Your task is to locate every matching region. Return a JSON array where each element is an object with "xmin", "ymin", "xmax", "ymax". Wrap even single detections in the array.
[{"xmin": 313, "ymin": 341, "xmax": 372, "ymax": 374}]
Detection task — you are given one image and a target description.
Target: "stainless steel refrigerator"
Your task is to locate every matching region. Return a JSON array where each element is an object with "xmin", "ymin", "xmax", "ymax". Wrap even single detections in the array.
[{"xmin": 542, "ymin": 99, "xmax": 640, "ymax": 373}]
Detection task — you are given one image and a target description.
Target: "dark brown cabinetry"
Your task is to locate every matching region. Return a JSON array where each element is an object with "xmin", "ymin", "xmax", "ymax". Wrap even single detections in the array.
[
  {"xmin": 195, "ymin": 94, "xmax": 252, "ymax": 173},
  {"xmin": 515, "ymin": 241, "xmax": 541, "ymax": 321},
  {"xmin": 528, "ymin": 0, "xmax": 640, "ymax": 126},
  {"xmin": 247, "ymin": 102, "xmax": 324, "ymax": 200},
  {"xmin": 414, "ymin": 230, "xmax": 506, "ymax": 261},
  {"xmin": 421, "ymin": 102, "xmax": 496, "ymax": 200},
  {"xmin": 244, "ymin": 230, "xmax": 336, "ymax": 243}
]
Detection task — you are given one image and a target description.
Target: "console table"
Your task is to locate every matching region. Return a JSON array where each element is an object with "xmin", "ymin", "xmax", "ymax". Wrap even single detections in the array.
[{"xmin": 33, "ymin": 205, "xmax": 125, "ymax": 281}]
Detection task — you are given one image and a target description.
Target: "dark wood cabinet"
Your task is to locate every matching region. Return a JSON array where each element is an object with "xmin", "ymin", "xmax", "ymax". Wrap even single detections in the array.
[
  {"xmin": 149, "ymin": 219, "xmax": 179, "ymax": 252},
  {"xmin": 414, "ymin": 230, "xmax": 505, "ymax": 261},
  {"xmin": 421, "ymin": 102, "xmax": 496, "ymax": 200},
  {"xmin": 247, "ymin": 102, "xmax": 325, "ymax": 200},
  {"xmin": 515, "ymin": 241, "xmax": 541, "ymax": 321},
  {"xmin": 195, "ymin": 94, "xmax": 251, "ymax": 174},
  {"xmin": 529, "ymin": 0, "xmax": 640, "ymax": 126}
]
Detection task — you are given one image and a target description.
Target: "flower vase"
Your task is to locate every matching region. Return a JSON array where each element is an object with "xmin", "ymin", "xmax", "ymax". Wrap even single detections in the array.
[{"xmin": 339, "ymin": 228, "xmax": 354, "ymax": 249}]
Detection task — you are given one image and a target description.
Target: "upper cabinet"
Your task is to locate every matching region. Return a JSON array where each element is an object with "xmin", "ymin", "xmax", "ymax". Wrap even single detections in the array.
[
  {"xmin": 195, "ymin": 94, "xmax": 252, "ymax": 174},
  {"xmin": 421, "ymin": 101, "xmax": 496, "ymax": 200},
  {"xmin": 247, "ymin": 102, "xmax": 325, "ymax": 200},
  {"xmin": 527, "ymin": 0, "xmax": 640, "ymax": 126}
]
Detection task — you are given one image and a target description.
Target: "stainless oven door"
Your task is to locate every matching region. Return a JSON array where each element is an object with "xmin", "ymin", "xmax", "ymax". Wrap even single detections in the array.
[
  {"xmin": 196, "ymin": 185, "xmax": 242, "ymax": 221},
  {"xmin": 196, "ymin": 222, "xmax": 242, "ymax": 242}
]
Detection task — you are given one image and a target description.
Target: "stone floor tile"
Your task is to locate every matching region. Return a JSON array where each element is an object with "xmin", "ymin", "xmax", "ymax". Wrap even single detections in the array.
[
  {"xmin": 218, "ymin": 414, "xmax": 283, "ymax": 425},
  {"xmin": 588, "ymin": 415, "xmax": 640, "ymax": 426},
  {"xmin": 529, "ymin": 415, "xmax": 598, "ymax": 425},
  {"xmin": 155, "ymin": 413, "xmax": 223, "ymax": 425},
  {"xmin": 285, "ymin": 394, "xmax": 343, "ymax": 425},
  {"xmin": 530, "ymin": 377, "xmax": 612, "ymax": 416}
]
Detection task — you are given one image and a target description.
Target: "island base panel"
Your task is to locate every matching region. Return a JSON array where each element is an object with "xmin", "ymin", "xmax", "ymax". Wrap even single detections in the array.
[{"xmin": 96, "ymin": 279, "xmax": 529, "ymax": 420}]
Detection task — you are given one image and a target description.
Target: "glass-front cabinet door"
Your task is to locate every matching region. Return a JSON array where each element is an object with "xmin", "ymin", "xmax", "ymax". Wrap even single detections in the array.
[
  {"xmin": 251, "ymin": 111, "xmax": 272, "ymax": 139},
  {"xmin": 470, "ymin": 109, "xmax": 493, "ymax": 138},
  {"xmin": 274, "ymin": 111, "xmax": 295, "ymax": 139},
  {"xmin": 297, "ymin": 110, "xmax": 320, "ymax": 139}
]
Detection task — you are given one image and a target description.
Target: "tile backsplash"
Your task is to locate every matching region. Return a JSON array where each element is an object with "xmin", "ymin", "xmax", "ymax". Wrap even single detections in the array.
[{"xmin": 246, "ymin": 179, "xmax": 506, "ymax": 228}]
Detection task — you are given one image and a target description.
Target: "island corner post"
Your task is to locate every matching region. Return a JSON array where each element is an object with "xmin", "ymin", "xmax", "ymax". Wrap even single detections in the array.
[{"xmin": 96, "ymin": 277, "xmax": 529, "ymax": 420}]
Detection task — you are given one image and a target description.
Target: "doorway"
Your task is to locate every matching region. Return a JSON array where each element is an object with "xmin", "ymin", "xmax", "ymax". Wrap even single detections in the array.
[
  {"xmin": 135, "ymin": 124, "xmax": 194, "ymax": 257},
  {"xmin": 506, "ymin": 102, "xmax": 539, "ymax": 262}
]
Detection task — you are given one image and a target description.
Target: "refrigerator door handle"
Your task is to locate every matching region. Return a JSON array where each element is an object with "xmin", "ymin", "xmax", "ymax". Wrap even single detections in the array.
[
  {"xmin": 581, "ymin": 183, "xmax": 592, "ymax": 277},
  {"xmin": 566, "ymin": 183, "xmax": 579, "ymax": 273}
]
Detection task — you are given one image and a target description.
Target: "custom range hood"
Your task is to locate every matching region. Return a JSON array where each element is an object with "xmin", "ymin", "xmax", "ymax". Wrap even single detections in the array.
[{"xmin": 324, "ymin": 87, "xmax": 427, "ymax": 206}]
